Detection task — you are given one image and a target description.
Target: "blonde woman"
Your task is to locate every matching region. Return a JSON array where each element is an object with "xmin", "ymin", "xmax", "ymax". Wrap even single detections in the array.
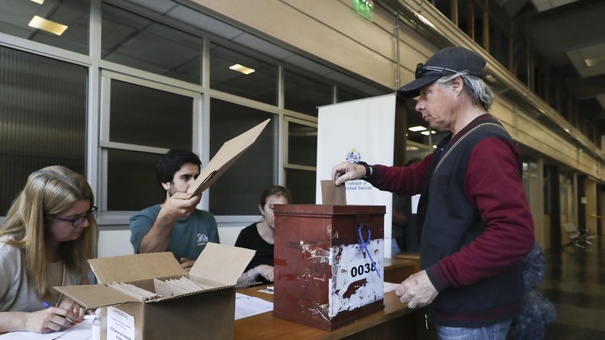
[{"xmin": 0, "ymin": 166, "xmax": 97, "ymax": 333}]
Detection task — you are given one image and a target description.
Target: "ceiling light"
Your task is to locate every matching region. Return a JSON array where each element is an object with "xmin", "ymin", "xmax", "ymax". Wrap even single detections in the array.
[
  {"xmin": 28, "ymin": 16, "xmax": 68, "ymax": 36},
  {"xmin": 408, "ymin": 125, "xmax": 426, "ymax": 132},
  {"xmin": 31, "ymin": 0, "xmax": 45, "ymax": 4},
  {"xmin": 421, "ymin": 131, "xmax": 436, "ymax": 135},
  {"xmin": 229, "ymin": 64, "xmax": 255, "ymax": 75},
  {"xmin": 585, "ymin": 56, "xmax": 605, "ymax": 67}
]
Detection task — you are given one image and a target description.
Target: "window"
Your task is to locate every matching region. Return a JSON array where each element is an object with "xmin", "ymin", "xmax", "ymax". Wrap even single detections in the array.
[
  {"xmin": 284, "ymin": 70, "xmax": 333, "ymax": 116},
  {"xmin": 0, "ymin": 46, "xmax": 87, "ymax": 213},
  {"xmin": 285, "ymin": 168, "xmax": 316, "ymax": 204},
  {"xmin": 109, "ymin": 80, "xmax": 192, "ymax": 149},
  {"xmin": 100, "ymin": 74, "xmax": 198, "ymax": 211},
  {"xmin": 284, "ymin": 118, "xmax": 317, "ymax": 204},
  {"xmin": 210, "ymin": 43, "xmax": 278, "ymax": 105},
  {"xmin": 209, "ymin": 99, "xmax": 277, "ymax": 215},
  {"xmin": 287, "ymin": 121, "xmax": 317, "ymax": 167}
]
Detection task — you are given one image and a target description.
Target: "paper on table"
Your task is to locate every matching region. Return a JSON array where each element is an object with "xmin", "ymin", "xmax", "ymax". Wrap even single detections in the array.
[
  {"xmin": 187, "ymin": 119, "xmax": 271, "ymax": 197},
  {"xmin": 384, "ymin": 282, "xmax": 400, "ymax": 293},
  {"xmin": 0, "ymin": 316, "xmax": 93, "ymax": 340},
  {"xmin": 234, "ymin": 293, "xmax": 273, "ymax": 320}
]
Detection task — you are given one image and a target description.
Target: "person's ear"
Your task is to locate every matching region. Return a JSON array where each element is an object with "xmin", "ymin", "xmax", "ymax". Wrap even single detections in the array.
[
  {"xmin": 451, "ymin": 77, "xmax": 463, "ymax": 94},
  {"xmin": 258, "ymin": 204, "xmax": 264, "ymax": 216},
  {"xmin": 161, "ymin": 182, "xmax": 170, "ymax": 191}
]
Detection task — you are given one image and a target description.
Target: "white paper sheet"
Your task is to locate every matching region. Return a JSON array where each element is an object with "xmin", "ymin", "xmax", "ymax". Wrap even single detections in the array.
[
  {"xmin": 234, "ymin": 293, "xmax": 274, "ymax": 320},
  {"xmin": 0, "ymin": 316, "xmax": 93, "ymax": 340}
]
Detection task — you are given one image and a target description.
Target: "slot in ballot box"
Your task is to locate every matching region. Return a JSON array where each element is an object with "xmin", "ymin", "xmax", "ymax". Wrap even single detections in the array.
[{"xmin": 273, "ymin": 204, "xmax": 385, "ymax": 331}]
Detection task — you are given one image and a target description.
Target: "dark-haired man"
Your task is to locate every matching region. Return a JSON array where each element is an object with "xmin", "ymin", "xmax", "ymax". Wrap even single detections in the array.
[
  {"xmin": 332, "ymin": 47, "xmax": 534, "ymax": 339},
  {"xmin": 130, "ymin": 149, "xmax": 219, "ymax": 272}
]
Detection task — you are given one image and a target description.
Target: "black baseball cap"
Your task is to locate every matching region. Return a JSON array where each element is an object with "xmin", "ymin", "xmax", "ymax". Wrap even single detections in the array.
[{"xmin": 397, "ymin": 46, "xmax": 486, "ymax": 98}]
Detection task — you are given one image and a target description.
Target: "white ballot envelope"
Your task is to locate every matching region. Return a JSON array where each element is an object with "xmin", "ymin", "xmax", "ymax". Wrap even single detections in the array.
[{"xmin": 187, "ymin": 119, "xmax": 271, "ymax": 197}]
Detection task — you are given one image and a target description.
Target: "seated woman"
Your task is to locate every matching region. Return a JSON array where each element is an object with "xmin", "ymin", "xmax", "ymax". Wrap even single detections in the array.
[
  {"xmin": 0, "ymin": 166, "xmax": 97, "ymax": 333},
  {"xmin": 235, "ymin": 185, "xmax": 291, "ymax": 285}
]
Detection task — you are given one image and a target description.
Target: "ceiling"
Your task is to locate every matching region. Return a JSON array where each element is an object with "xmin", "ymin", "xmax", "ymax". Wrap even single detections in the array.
[{"xmin": 505, "ymin": 0, "xmax": 605, "ymax": 133}]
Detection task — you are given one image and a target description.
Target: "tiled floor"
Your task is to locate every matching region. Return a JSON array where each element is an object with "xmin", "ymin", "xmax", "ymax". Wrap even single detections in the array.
[{"xmin": 540, "ymin": 235, "xmax": 605, "ymax": 339}]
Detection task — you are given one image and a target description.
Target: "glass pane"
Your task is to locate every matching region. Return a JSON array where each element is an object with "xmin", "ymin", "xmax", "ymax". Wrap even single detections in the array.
[
  {"xmin": 209, "ymin": 99, "xmax": 276, "ymax": 215},
  {"xmin": 0, "ymin": 46, "xmax": 87, "ymax": 214},
  {"xmin": 210, "ymin": 43, "xmax": 278, "ymax": 105},
  {"xmin": 338, "ymin": 88, "xmax": 366, "ymax": 103},
  {"xmin": 285, "ymin": 168, "xmax": 316, "ymax": 204},
  {"xmin": 110, "ymin": 80, "xmax": 193, "ymax": 149},
  {"xmin": 288, "ymin": 122, "xmax": 317, "ymax": 166},
  {"xmin": 0, "ymin": 0, "xmax": 89, "ymax": 54},
  {"xmin": 284, "ymin": 70, "xmax": 333, "ymax": 116},
  {"xmin": 102, "ymin": 4, "xmax": 202, "ymax": 84},
  {"xmin": 107, "ymin": 150, "xmax": 163, "ymax": 211}
]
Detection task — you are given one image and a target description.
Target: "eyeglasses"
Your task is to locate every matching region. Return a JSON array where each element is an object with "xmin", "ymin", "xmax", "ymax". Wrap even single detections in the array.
[
  {"xmin": 48, "ymin": 206, "xmax": 97, "ymax": 228},
  {"xmin": 415, "ymin": 63, "xmax": 426, "ymax": 78}
]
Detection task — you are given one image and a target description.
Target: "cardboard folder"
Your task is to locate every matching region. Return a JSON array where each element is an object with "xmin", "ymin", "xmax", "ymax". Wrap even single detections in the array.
[{"xmin": 187, "ymin": 119, "xmax": 271, "ymax": 197}]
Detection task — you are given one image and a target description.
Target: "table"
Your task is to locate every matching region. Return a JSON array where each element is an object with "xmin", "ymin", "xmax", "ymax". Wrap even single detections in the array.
[
  {"xmin": 394, "ymin": 253, "xmax": 421, "ymax": 273},
  {"xmin": 0, "ymin": 258, "xmax": 426, "ymax": 339},
  {"xmin": 235, "ymin": 284, "xmax": 426, "ymax": 339},
  {"xmin": 234, "ymin": 256, "xmax": 426, "ymax": 339}
]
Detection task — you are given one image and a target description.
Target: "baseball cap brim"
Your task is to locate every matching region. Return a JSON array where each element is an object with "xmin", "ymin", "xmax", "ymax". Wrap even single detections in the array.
[{"xmin": 396, "ymin": 75, "xmax": 441, "ymax": 98}]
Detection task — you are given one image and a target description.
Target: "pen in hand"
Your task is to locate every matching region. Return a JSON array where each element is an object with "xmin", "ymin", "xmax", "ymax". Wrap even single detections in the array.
[{"xmin": 43, "ymin": 301, "xmax": 75, "ymax": 324}]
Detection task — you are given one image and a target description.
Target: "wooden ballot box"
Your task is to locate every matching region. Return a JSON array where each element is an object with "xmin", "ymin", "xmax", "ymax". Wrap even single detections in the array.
[{"xmin": 273, "ymin": 204, "xmax": 385, "ymax": 331}]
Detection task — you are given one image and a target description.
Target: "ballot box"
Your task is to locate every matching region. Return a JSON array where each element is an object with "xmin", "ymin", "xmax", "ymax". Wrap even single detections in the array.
[{"xmin": 273, "ymin": 204, "xmax": 385, "ymax": 331}]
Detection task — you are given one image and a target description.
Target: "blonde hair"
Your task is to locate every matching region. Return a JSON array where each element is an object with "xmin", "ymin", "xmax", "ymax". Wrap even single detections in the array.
[{"xmin": 0, "ymin": 165, "xmax": 97, "ymax": 298}]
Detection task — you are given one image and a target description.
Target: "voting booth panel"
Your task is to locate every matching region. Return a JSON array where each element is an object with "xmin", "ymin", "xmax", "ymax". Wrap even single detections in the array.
[
  {"xmin": 316, "ymin": 94, "xmax": 397, "ymax": 257},
  {"xmin": 273, "ymin": 204, "xmax": 385, "ymax": 331}
]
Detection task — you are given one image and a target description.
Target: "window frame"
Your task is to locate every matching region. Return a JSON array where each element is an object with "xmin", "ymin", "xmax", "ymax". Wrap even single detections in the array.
[{"xmin": 98, "ymin": 69, "xmax": 204, "ymax": 219}]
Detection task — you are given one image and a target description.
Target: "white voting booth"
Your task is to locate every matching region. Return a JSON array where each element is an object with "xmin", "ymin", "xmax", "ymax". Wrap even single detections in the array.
[{"xmin": 316, "ymin": 94, "xmax": 397, "ymax": 258}]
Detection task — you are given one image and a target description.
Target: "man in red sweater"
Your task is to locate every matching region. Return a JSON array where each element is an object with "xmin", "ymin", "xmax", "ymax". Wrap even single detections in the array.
[{"xmin": 332, "ymin": 47, "xmax": 535, "ymax": 339}]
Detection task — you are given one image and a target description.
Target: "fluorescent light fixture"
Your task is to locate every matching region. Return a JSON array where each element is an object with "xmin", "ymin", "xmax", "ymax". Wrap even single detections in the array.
[
  {"xmin": 421, "ymin": 130, "xmax": 436, "ymax": 136},
  {"xmin": 229, "ymin": 64, "xmax": 255, "ymax": 75},
  {"xmin": 585, "ymin": 56, "xmax": 605, "ymax": 68},
  {"xmin": 28, "ymin": 15, "xmax": 68, "ymax": 36},
  {"xmin": 408, "ymin": 125, "xmax": 426, "ymax": 132},
  {"xmin": 31, "ymin": 0, "xmax": 45, "ymax": 4}
]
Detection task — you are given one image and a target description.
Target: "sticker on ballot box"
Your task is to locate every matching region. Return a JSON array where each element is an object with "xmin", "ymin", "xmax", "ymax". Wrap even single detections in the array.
[
  {"xmin": 107, "ymin": 306, "xmax": 135, "ymax": 340},
  {"xmin": 328, "ymin": 238, "xmax": 384, "ymax": 317}
]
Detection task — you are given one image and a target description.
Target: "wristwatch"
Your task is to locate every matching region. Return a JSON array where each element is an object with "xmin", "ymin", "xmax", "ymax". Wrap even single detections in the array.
[{"xmin": 357, "ymin": 161, "xmax": 372, "ymax": 179}]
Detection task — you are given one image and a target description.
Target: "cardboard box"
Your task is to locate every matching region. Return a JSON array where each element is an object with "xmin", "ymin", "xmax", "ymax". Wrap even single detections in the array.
[
  {"xmin": 55, "ymin": 243, "xmax": 254, "ymax": 340},
  {"xmin": 273, "ymin": 204, "xmax": 385, "ymax": 331}
]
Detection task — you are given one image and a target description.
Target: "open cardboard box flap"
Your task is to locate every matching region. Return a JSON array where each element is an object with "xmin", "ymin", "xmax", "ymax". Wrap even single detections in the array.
[
  {"xmin": 187, "ymin": 119, "xmax": 270, "ymax": 197},
  {"xmin": 189, "ymin": 242, "xmax": 255, "ymax": 285},
  {"xmin": 54, "ymin": 284, "xmax": 140, "ymax": 309},
  {"xmin": 55, "ymin": 243, "xmax": 255, "ymax": 309},
  {"xmin": 89, "ymin": 252, "xmax": 185, "ymax": 285}
]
